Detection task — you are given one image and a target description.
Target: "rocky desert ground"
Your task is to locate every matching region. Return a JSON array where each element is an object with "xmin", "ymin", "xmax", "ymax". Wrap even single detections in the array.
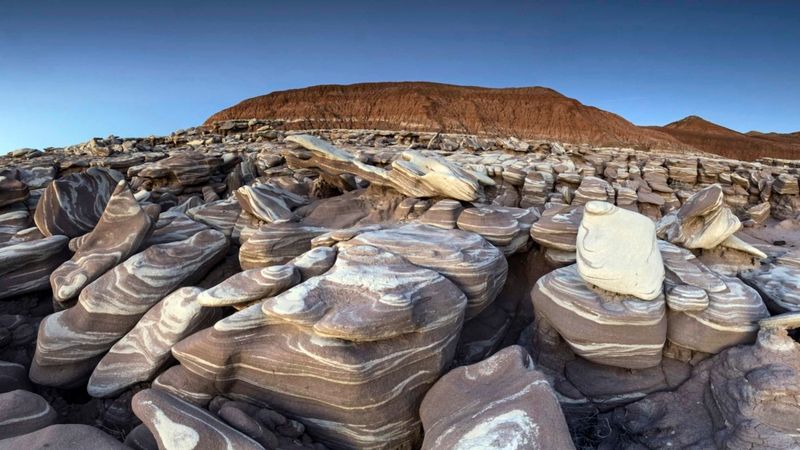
[{"xmin": 1, "ymin": 84, "xmax": 800, "ymax": 449}]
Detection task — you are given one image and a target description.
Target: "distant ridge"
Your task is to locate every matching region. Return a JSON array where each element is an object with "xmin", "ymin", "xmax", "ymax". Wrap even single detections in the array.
[
  {"xmin": 207, "ymin": 82, "xmax": 797, "ymax": 160},
  {"xmin": 647, "ymin": 115, "xmax": 800, "ymax": 160}
]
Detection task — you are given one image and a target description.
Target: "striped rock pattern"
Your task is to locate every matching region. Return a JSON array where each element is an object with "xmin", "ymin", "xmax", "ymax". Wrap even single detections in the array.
[
  {"xmin": 667, "ymin": 276, "xmax": 769, "ymax": 354},
  {"xmin": 339, "ymin": 224, "xmax": 507, "ymax": 319},
  {"xmin": 144, "ymin": 210, "xmax": 210, "ymax": 246},
  {"xmin": 234, "ymin": 183, "xmax": 308, "ymax": 223},
  {"xmin": 530, "ymin": 204, "xmax": 583, "ymax": 252},
  {"xmin": 87, "ymin": 287, "xmax": 218, "ymax": 397},
  {"xmin": 658, "ymin": 240, "xmax": 726, "ymax": 292},
  {"xmin": 420, "ymin": 346, "xmax": 574, "ymax": 450},
  {"xmin": 0, "ymin": 173, "xmax": 28, "ymax": 208},
  {"xmin": 288, "ymin": 246, "xmax": 337, "ymax": 280},
  {"xmin": 187, "ymin": 197, "xmax": 241, "ymax": 237},
  {"xmin": 135, "ymin": 152, "xmax": 223, "ymax": 187},
  {"xmin": 0, "ymin": 235, "xmax": 69, "ymax": 300},
  {"xmin": 531, "ymin": 264, "xmax": 667, "ymax": 369},
  {"xmin": 576, "ymin": 201, "xmax": 664, "ymax": 300},
  {"xmin": 132, "ymin": 389, "xmax": 263, "ymax": 450},
  {"xmin": 157, "ymin": 244, "xmax": 468, "ymax": 449},
  {"xmin": 665, "ymin": 285, "xmax": 709, "ymax": 312},
  {"xmin": 239, "ymin": 222, "xmax": 329, "ymax": 269},
  {"xmin": 30, "ymin": 229, "xmax": 228, "ymax": 387},
  {"xmin": 456, "ymin": 205, "xmax": 538, "ymax": 255},
  {"xmin": 50, "ymin": 181, "xmax": 156, "ymax": 303},
  {"xmin": 418, "ymin": 199, "xmax": 463, "ymax": 229},
  {"xmin": 33, "ymin": 167, "xmax": 122, "ymax": 237},
  {"xmin": 285, "ymin": 134, "xmax": 494, "ymax": 201},
  {"xmin": 741, "ymin": 256, "xmax": 800, "ymax": 313},
  {"xmin": 198, "ymin": 265, "xmax": 300, "ymax": 308},
  {"xmin": 0, "ymin": 390, "xmax": 57, "ymax": 439}
]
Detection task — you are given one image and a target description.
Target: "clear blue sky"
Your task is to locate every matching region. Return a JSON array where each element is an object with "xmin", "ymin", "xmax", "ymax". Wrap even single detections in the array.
[{"xmin": 1, "ymin": 0, "xmax": 798, "ymax": 152}]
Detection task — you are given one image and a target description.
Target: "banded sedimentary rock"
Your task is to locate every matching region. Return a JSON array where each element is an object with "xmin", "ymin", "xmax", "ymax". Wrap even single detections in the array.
[
  {"xmin": 235, "ymin": 183, "xmax": 308, "ymax": 223},
  {"xmin": 287, "ymin": 246, "xmax": 337, "ymax": 280},
  {"xmin": 50, "ymin": 181, "xmax": 155, "ymax": 303},
  {"xmin": 605, "ymin": 313, "xmax": 800, "ymax": 449},
  {"xmin": 144, "ymin": 210, "xmax": 210, "ymax": 246},
  {"xmin": 132, "ymin": 389, "xmax": 264, "ymax": 450},
  {"xmin": 339, "ymin": 224, "xmax": 507, "ymax": 319},
  {"xmin": 197, "ymin": 264, "xmax": 300, "ymax": 308},
  {"xmin": 0, "ymin": 173, "xmax": 28, "ymax": 208},
  {"xmin": 88, "ymin": 287, "xmax": 217, "ymax": 397},
  {"xmin": 0, "ymin": 235, "xmax": 70, "ymax": 300},
  {"xmin": 0, "ymin": 390, "xmax": 57, "ymax": 439},
  {"xmin": 187, "ymin": 197, "xmax": 241, "ymax": 237},
  {"xmin": 239, "ymin": 223, "xmax": 329, "ymax": 269},
  {"xmin": 135, "ymin": 152, "xmax": 223, "ymax": 187},
  {"xmin": 34, "ymin": 167, "xmax": 122, "ymax": 237},
  {"xmin": 667, "ymin": 276, "xmax": 769, "ymax": 354},
  {"xmin": 420, "ymin": 345, "xmax": 574, "ymax": 450},
  {"xmin": 529, "ymin": 204, "xmax": 583, "ymax": 252},
  {"xmin": 576, "ymin": 201, "xmax": 664, "ymax": 300},
  {"xmin": 532, "ymin": 265, "xmax": 667, "ymax": 369},
  {"xmin": 658, "ymin": 240, "xmax": 726, "ymax": 293},
  {"xmin": 30, "ymin": 229, "xmax": 228, "ymax": 387},
  {"xmin": 285, "ymin": 134, "xmax": 493, "ymax": 201},
  {"xmin": 456, "ymin": 205, "xmax": 537, "ymax": 255},
  {"xmin": 418, "ymin": 199, "xmax": 463, "ymax": 229},
  {"xmin": 741, "ymin": 252, "xmax": 800, "ymax": 313},
  {"xmin": 158, "ymin": 244, "xmax": 468, "ymax": 449}
]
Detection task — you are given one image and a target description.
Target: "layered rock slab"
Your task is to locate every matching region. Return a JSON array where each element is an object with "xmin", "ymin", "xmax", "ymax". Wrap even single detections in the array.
[
  {"xmin": 88, "ymin": 287, "xmax": 217, "ymax": 397},
  {"xmin": 33, "ymin": 167, "xmax": 122, "ymax": 237},
  {"xmin": 338, "ymin": 224, "xmax": 507, "ymax": 319},
  {"xmin": 0, "ymin": 235, "xmax": 69, "ymax": 300},
  {"xmin": 30, "ymin": 229, "xmax": 228, "ymax": 387},
  {"xmin": 50, "ymin": 180, "xmax": 155, "ymax": 303},
  {"xmin": 420, "ymin": 345, "xmax": 574, "ymax": 450},
  {"xmin": 531, "ymin": 264, "xmax": 667, "ymax": 369},
  {"xmin": 157, "ymin": 244, "xmax": 468, "ymax": 449},
  {"xmin": 132, "ymin": 388, "xmax": 263, "ymax": 450}
]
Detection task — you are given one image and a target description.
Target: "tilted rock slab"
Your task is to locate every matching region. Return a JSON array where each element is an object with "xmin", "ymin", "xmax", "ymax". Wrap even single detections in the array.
[
  {"xmin": 157, "ymin": 244, "xmax": 468, "ymax": 449},
  {"xmin": 34, "ymin": 167, "xmax": 122, "ymax": 237},
  {"xmin": 577, "ymin": 201, "xmax": 664, "ymax": 300},
  {"xmin": 132, "ymin": 389, "xmax": 263, "ymax": 450},
  {"xmin": 532, "ymin": 264, "xmax": 667, "ymax": 369},
  {"xmin": 239, "ymin": 222, "xmax": 329, "ymax": 269},
  {"xmin": 0, "ymin": 424, "xmax": 129, "ymax": 450},
  {"xmin": 50, "ymin": 180, "xmax": 155, "ymax": 303},
  {"xmin": 0, "ymin": 235, "xmax": 69, "ymax": 300},
  {"xmin": 456, "ymin": 205, "xmax": 538, "ymax": 256},
  {"xmin": 30, "ymin": 229, "xmax": 228, "ymax": 387},
  {"xmin": 234, "ymin": 182, "xmax": 308, "ymax": 224},
  {"xmin": 420, "ymin": 345, "xmax": 574, "ymax": 450},
  {"xmin": 657, "ymin": 184, "xmax": 743, "ymax": 250},
  {"xmin": 339, "ymin": 224, "xmax": 507, "ymax": 320},
  {"xmin": 88, "ymin": 287, "xmax": 218, "ymax": 397},
  {"xmin": 285, "ymin": 134, "xmax": 493, "ymax": 201}
]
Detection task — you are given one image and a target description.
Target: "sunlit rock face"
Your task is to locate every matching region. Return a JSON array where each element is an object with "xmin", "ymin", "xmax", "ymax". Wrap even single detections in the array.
[
  {"xmin": 156, "ymin": 244, "xmax": 468, "ymax": 449},
  {"xmin": 420, "ymin": 345, "xmax": 575, "ymax": 450},
  {"xmin": 576, "ymin": 201, "xmax": 664, "ymax": 300}
]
